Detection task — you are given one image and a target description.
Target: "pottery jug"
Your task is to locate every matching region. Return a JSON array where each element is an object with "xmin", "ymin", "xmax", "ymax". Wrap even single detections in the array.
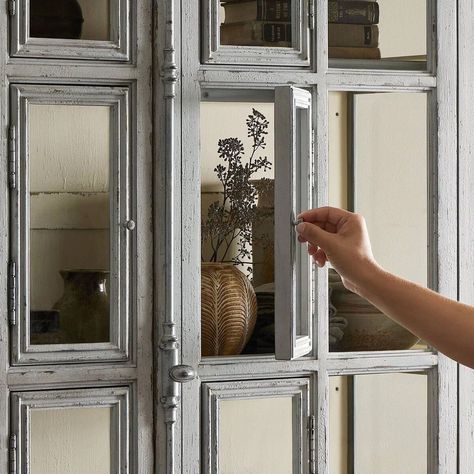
[{"xmin": 54, "ymin": 270, "xmax": 110, "ymax": 344}]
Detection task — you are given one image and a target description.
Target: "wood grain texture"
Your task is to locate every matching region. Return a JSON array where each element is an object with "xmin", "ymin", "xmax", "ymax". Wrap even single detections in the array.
[
  {"xmin": 201, "ymin": 264, "xmax": 257, "ymax": 356},
  {"xmin": 458, "ymin": 0, "xmax": 474, "ymax": 471}
]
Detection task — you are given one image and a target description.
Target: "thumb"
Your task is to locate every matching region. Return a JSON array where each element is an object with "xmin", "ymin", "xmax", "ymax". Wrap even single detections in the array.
[{"xmin": 296, "ymin": 221, "xmax": 336, "ymax": 251}]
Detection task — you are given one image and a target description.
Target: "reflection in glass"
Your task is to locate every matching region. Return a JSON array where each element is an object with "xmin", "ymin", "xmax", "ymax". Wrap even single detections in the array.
[
  {"xmin": 200, "ymin": 100, "xmax": 275, "ymax": 356},
  {"xmin": 30, "ymin": 0, "xmax": 110, "ymax": 41},
  {"xmin": 328, "ymin": 0, "xmax": 427, "ymax": 66},
  {"xmin": 30, "ymin": 407, "xmax": 112, "ymax": 474},
  {"xmin": 29, "ymin": 104, "xmax": 111, "ymax": 344},
  {"xmin": 219, "ymin": 397, "xmax": 293, "ymax": 473},
  {"xmin": 330, "ymin": 373, "xmax": 428, "ymax": 474},
  {"xmin": 219, "ymin": 0, "xmax": 292, "ymax": 47},
  {"xmin": 328, "ymin": 91, "xmax": 427, "ymax": 351}
]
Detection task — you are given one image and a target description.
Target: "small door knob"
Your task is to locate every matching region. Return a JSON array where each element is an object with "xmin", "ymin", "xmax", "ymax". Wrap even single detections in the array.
[
  {"xmin": 125, "ymin": 220, "xmax": 136, "ymax": 230},
  {"xmin": 169, "ymin": 365, "xmax": 196, "ymax": 383}
]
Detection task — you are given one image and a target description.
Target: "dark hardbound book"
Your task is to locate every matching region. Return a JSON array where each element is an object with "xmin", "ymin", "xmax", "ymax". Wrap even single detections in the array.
[
  {"xmin": 328, "ymin": 23, "xmax": 379, "ymax": 47},
  {"xmin": 328, "ymin": 1, "xmax": 379, "ymax": 24},
  {"xmin": 223, "ymin": 0, "xmax": 291, "ymax": 23},
  {"xmin": 221, "ymin": 21, "xmax": 291, "ymax": 46},
  {"xmin": 329, "ymin": 46, "xmax": 381, "ymax": 59}
]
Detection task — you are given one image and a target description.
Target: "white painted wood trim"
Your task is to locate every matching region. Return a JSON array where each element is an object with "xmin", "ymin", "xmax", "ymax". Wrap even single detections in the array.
[
  {"xmin": 458, "ymin": 1, "xmax": 474, "ymax": 472},
  {"xmin": 275, "ymin": 86, "xmax": 313, "ymax": 360},
  {"xmin": 202, "ymin": 378, "xmax": 311, "ymax": 473},
  {"xmin": 9, "ymin": 84, "xmax": 133, "ymax": 365},
  {"xmin": 434, "ymin": 2, "xmax": 459, "ymax": 472},
  {"xmin": 9, "ymin": 0, "xmax": 132, "ymax": 62},
  {"xmin": 11, "ymin": 386, "xmax": 131, "ymax": 473},
  {"xmin": 201, "ymin": 0, "xmax": 310, "ymax": 67}
]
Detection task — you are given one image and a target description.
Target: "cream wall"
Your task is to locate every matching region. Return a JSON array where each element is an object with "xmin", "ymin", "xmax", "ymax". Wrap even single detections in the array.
[
  {"xmin": 30, "ymin": 407, "xmax": 111, "ymax": 474},
  {"xmin": 219, "ymin": 397, "xmax": 293, "ymax": 474},
  {"xmin": 78, "ymin": 0, "xmax": 110, "ymax": 41},
  {"xmin": 378, "ymin": 0, "xmax": 427, "ymax": 58},
  {"xmin": 328, "ymin": 91, "xmax": 428, "ymax": 473},
  {"xmin": 29, "ymin": 104, "xmax": 110, "ymax": 311}
]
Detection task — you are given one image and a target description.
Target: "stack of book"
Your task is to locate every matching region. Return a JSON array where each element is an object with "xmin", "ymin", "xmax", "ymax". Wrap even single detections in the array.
[
  {"xmin": 220, "ymin": 0, "xmax": 291, "ymax": 47},
  {"xmin": 328, "ymin": 0, "xmax": 381, "ymax": 60}
]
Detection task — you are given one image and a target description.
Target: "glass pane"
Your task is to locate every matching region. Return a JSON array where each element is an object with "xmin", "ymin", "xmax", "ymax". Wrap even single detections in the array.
[
  {"xmin": 219, "ymin": 0, "xmax": 292, "ymax": 47},
  {"xmin": 328, "ymin": 0, "xmax": 427, "ymax": 67},
  {"xmin": 200, "ymin": 97, "xmax": 276, "ymax": 357},
  {"xmin": 30, "ymin": 0, "xmax": 110, "ymax": 41},
  {"xmin": 219, "ymin": 397, "xmax": 293, "ymax": 473},
  {"xmin": 330, "ymin": 373, "xmax": 428, "ymax": 474},
  {"xmin": 328, "ymin": 91, "xmax": 427, "ymax": 351},
  {"xmin": 29, "ymin": 104, "xmax": 111, "ymax": 345},
  {"xmin": 30, "ymin": 407, "xmax": 112, "ymax": 474}
]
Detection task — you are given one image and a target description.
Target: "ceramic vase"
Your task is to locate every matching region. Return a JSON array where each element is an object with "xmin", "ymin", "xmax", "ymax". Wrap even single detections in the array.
[
  {"xmin": 201, "ymin": 263, "xmax": 257, "ymax": 356},
  {"xmin": 30, "ymin": 0, "xmax": 84, "ymax": 39},
  {"xmin": 54, "ymin": 270, "xmax": 110, "ymax": 344}
]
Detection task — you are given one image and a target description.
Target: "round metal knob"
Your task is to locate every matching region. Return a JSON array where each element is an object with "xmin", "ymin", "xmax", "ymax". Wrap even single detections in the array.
[
  {"xmin": 125, "ymin": 220, "xmax": 136, "ymax": 230},
  {"xmin": 169, "ymin": 365, "xmax": 196, "ymax": 383}
]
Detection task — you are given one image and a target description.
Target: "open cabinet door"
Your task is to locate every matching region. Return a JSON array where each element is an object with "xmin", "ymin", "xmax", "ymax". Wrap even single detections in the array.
[{"xmin": 275, "ymin": 86, "xmax": 314, "ymax": 360}]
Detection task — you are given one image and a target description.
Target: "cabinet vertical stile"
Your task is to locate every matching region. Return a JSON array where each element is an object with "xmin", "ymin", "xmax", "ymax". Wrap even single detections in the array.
[{"xmin": 3, "ymin": 1, "xmax": 154, "ymax": 473}]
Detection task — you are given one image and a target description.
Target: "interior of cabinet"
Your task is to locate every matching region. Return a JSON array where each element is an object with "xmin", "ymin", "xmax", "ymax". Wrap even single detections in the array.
[
  {"xmin": 30, "ymin": 0, "xmax": 110, "ymax": 41},
  {"xmin": 200, "ymin": 91, "xmax": 276, "ymax": 358},
  {"xmin": 29, "ymin": 104, "xmax": 111, "ymax": 345},
  {"xmin": 329, "ymin": 373, "xmax": 428, "ymax": 474},
  {"xmin": 328, "ymin": 0, "xmax": 430, "ymax": 70},
  {"xmin": 328, "ymin": 91, "xmax": 429, "ymax": 352}
]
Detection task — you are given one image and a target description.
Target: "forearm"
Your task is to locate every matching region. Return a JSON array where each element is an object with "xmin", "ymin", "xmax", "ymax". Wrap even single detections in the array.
[{"xmin": 356, "ymin": 264, "xmax": 474, "ymax": 368}]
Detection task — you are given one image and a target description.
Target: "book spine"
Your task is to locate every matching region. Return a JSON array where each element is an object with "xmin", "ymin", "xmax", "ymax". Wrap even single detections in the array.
[
  {"xmin": 258, "ymin": 0, "xmax": 291, "ymax": 21},
  {"xmin": 261, "ymin": 22, "xmax": 291, "ymax": 42},
  {"xmin": 328, "ymin": 1, "xmax": 379, "ymax": 25},
  {"xmin": 328, "ymin": 46, "xmax": 381, "ymax": 59},
  {"xmin": 328, "ymin": 24, "xmax": 379, "ymax": 47}
]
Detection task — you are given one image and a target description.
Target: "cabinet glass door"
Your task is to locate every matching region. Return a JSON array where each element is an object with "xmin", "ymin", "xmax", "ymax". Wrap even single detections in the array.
[
  {"xmin": 199, "ymin": 86, "xmax": 313, "ymax": 361},
  {"xmin": 11, "ymin": 387, "xmax": 130, "ymax": 473},
  {"xmin": 202, "ymin": 0, "xmax": 311, "ymax": 66},
  {"xmin": 202, "ymin": 378, "xmax": 311, "ymax": 473},
  {"xmin": 10, "ymin": 0, "xmax": 130, "ymax": 60},
  {"xmin": 328, "ymin": 90, "xmax": 429, "ymax": 353},
  {"xmin": 10, "ymin": 84, "xmax": 133, "ymax": 364}
]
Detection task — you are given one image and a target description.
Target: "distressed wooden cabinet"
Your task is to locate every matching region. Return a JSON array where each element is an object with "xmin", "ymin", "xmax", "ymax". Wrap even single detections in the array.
[{"xmin": 0, "ymin": 1, "xmax": 472, "ymax": 473}]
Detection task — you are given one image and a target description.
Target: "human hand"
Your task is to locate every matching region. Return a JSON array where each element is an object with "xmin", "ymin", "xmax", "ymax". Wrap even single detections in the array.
[{"xmin": 295, "ymin": 206, "xmax": 379, "ymax": 294}]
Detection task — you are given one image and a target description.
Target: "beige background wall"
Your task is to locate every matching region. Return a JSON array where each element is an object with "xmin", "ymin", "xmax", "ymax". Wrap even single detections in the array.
[
  {"xmin": 29, "ymin": 104, "xmax": 110, "ymax": 312},
  {"xmin": 328, "ymin": 91, "xmax": 428, "ymax": 473},
  {"xmin": 377, "ymin": 0, "xmax": 427, "ymax": 58},
  {"xmin": 30, "ymin": 407, "xmax": 111, "ymax": 474},
  {"xmin": 78, "ymin": 0, "xmax": 110, "ymax": 41}
]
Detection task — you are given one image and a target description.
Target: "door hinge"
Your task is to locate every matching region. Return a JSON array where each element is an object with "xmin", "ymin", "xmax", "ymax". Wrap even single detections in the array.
[
  {"xmin": 8, "ymin": 0, "xmax": 16, "ymax": 16},
  {"xmin": 8, "ymin": 125, "xmax": 17, "ymax": 190},
  {"xmin": 308, "ymin": 0, "xmax": 315, "ymax": 30},
  {"xmin": 308, "ymin": 415, "xmax": 316, "ymax": 474},
  {"xmin": 9, "ymin": 434, "xmax": 17, "ymax": 474},
  {"xmin": 9, "ymin": 261, "xmax": 17, "ymax": 326}
]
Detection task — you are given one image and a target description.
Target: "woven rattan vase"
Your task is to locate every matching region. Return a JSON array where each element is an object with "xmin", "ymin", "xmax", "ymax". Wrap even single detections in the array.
[{"xmin": 201, "ymin": 263, "xmax": 257, "ymax": 356}]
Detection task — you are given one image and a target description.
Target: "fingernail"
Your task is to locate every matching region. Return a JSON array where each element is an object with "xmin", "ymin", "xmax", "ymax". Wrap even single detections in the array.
[{"xmin": 296, "ymin": 222, "xmax": 305, "ymax": 233}]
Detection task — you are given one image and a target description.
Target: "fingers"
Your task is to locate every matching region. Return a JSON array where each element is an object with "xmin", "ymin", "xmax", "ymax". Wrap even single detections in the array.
[
  {"xmin": 296, "ymin": 221, "xmax": 334, "ymax": 250},
  {"xmin": 314, "ymin": 248, "xmax": 327, "ymax": 267},
  {"xmin": 297, "ymin": 206, "xmax": 353, "ymax": 229}
]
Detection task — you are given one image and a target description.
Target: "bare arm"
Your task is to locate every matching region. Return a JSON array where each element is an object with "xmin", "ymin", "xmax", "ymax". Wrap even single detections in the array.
[{"xmin": 296, "ymin": 206, "xmax": 474, "ymax": 368}]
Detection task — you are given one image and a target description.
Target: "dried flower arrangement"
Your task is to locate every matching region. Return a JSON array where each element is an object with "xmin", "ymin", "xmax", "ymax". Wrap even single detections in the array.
[{"xmin": 201, "ymin": 108, "xmax": 273, "ymax": 277}]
